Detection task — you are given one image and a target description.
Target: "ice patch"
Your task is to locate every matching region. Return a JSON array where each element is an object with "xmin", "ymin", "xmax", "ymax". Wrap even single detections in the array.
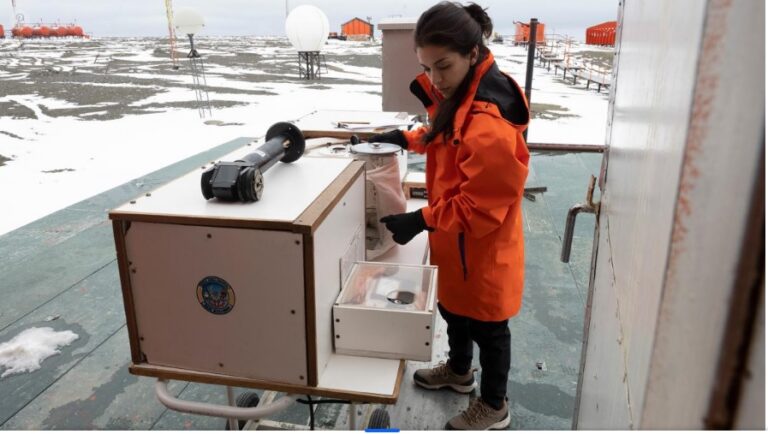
[{"xmin": 0, "ymin": 327, "xmax": 79, "ymax": 378}]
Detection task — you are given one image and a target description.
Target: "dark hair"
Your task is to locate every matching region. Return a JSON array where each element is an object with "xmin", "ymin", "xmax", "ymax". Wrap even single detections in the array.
[{"xmin": 415, "ymin": 2, "xmax": 493, "ymax": 143}]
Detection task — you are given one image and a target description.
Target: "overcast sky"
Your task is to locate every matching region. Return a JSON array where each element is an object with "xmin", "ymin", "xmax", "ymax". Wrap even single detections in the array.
[{"xmin": 1, "ymin": 0, "xmax": 619, "ymax": 40}]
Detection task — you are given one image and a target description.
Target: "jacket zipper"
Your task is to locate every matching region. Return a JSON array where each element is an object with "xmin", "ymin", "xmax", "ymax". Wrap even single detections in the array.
[{"xmin": 458, "ymin": 232, "xmax": 468, "ymax": 281}]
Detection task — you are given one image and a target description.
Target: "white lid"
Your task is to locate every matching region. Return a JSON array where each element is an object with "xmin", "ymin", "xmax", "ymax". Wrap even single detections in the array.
[{"xmin": 350, "ymin": 142, "xmax": 401, "ymax": 155}]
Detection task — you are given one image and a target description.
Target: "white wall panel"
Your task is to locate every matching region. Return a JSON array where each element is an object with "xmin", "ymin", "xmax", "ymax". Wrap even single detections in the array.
[
  {"xmin": 642, "ymin": 0, "xmax": 765, "ymax": 427},
  {"xmin": 577, "ymin": 0, "xmax": 707, "ymax": 428},
  {"xmin": 579, "ymin": 0, "xmax": 765, "ymax": 429}
]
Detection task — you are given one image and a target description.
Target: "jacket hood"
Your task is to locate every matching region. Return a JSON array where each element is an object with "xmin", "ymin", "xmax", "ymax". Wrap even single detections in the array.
[{"xmin": 474, "ymin": 61, "xmax": 529, "ymax": 129}]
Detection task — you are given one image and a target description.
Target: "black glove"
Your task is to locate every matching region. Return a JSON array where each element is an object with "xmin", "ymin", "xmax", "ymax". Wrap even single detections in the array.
[
  {"xmin": 368, "ymin": 129, "xmax": 408, "ymax": 150},
  {"xmin": 380, "ymin": 210, "xmax": 432, "ymax": 245}
]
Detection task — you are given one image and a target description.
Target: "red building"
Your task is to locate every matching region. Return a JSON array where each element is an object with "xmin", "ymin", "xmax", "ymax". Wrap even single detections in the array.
[
  {"xmin": 341, "ymin": 17, "xmax": 373, "ymax": 38},
  {"xmin": 514, "ymin": 21, "xmax": 546, "ymax": 44},
  {"xmin": 586, "ymin": 21, "xmax": 617, "ymax": 46}
]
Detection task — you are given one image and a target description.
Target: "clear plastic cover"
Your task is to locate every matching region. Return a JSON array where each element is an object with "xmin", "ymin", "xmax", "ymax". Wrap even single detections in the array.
[{"xmin": 338, "ymin": 262, "xmax": 436, "ymax": 311}]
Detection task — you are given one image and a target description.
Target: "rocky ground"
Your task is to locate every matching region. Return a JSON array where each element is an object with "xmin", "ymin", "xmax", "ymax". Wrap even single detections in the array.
[{"xmin": 0, "ymin": 37, "xmax": 381, "ymax": 123}]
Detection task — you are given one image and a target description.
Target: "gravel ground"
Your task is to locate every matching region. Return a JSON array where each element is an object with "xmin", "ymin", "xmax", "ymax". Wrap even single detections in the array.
[{"xmin": 0, "ymin": 36, "xmax": 379, "ymax": 123}]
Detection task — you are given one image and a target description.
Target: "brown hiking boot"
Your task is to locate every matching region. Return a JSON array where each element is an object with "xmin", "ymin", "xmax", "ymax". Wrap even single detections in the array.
[
  {"xmin": 445, "ymin": 397, "xmax": 510, "ymax": 430},
  {"xmin": 413, "ymin": 361, "xmax": 476, "ymax": 393}
]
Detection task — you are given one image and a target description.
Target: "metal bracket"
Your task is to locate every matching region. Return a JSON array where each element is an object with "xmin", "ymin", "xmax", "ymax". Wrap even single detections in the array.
[{"xmin": 524, "ymin": 186, "xmax": 548, "ymax": 202}]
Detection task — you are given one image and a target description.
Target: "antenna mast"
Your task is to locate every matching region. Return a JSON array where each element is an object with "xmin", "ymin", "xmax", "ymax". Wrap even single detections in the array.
[
  {"xmin": 11, "ymin": 0, "xmax": 18, "ymax": 24},
  {"xmin": 164, "ymin": 0, "xmax": 179, "ymax": 69}
]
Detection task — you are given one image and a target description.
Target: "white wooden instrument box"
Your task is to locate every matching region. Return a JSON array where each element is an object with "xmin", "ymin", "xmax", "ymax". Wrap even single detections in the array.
[{"xmin": 109, "ymin": 155, "xmax": 366, "ymax": 390}]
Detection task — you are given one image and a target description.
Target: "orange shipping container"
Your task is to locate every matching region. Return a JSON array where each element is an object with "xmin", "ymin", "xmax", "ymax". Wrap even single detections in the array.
[
  {"xmin": 586, "ymin": 21, "xmax": 616, "ymax": 46},
  {"xmin": 341, "ymin": 17, "xmax": 372, "ymax": 37},
  {"xmin": 0, "ymin": 25, "xmax": 4, "ymax": 38}
]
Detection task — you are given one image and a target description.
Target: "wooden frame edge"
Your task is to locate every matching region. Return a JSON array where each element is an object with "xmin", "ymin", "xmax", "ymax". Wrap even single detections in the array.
[
  {"xmin": 295, "ymin": 161, "xmax": 365, "ymax": 233},
  {"xmin": 109, "ymin": 212, "xmax": 311, "ymax": 234},
  {"xmin": 129, "ymin": 363, "xmax": 403, "ymax": 404},
  {"xmin": 112, "ymin": 220, "xmax": 143, "ymax": 363},
  {"xmin": 303, "ymin": 232, "xmax": 318, "ymax": 387}
]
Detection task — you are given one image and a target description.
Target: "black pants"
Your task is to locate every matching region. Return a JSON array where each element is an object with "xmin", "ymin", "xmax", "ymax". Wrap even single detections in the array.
[{"xmin": 438, "ymin": 303, "xmax": 511, "ymax": 410}]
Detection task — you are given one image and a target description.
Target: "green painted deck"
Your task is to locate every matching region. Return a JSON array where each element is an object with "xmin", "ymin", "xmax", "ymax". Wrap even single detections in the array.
[{"xmin": 0, "ymin": 141, "xmax": 601, "ymax": 430}]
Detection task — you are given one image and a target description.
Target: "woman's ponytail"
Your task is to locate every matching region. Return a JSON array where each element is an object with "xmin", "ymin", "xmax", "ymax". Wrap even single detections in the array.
[{"xmin": 463, "ymin": 3, "xmax": 493, "ymax": 39}]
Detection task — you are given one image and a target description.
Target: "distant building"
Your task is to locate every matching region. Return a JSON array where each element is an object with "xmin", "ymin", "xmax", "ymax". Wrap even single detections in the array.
[
  {"xmin": 514, "ymin": 21, "xmax": 546, "ymax": 44},
  {"xmin": 341, "ymin": 17, "xmax": 373, "ymax": 40},
  {"xmin": 0, "ymin": 25, "xmax": 4, "ymax": 39},
  {"xmin": 586, "ymin": 21, "xmax": 617, "ymax": 46}
]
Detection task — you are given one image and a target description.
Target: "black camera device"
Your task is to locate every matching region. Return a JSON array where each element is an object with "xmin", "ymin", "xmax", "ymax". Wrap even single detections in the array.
[{"xmin": 201, "ymin": 122, "xmax": 305, "ymax": 202}]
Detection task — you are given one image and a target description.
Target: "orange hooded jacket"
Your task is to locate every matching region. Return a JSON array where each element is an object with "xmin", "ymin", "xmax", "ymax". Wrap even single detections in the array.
[{"xmin": 403, "ymin": 52, "xmax": 530, "ymax": 321}]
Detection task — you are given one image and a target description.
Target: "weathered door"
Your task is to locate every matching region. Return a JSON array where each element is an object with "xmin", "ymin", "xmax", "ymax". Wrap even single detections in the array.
[{"xmin": 573, "ymin": 0, "xmax": 764, "ymax": 429}]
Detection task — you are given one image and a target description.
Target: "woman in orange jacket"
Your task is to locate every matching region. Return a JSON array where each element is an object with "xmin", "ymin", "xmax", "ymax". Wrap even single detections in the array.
[{"xmin": 372, "ymin": 1, "xmax": 530, "ymax": 430}]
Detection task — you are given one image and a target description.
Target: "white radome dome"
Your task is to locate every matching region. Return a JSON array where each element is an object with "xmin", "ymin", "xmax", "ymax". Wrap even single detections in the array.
[
  {"xmin": 175, "ymin": 8, "xmax": 205, "ymax": 36},
  {"xmin": 285, "ymin": 5, "xmax": 329, "ymax": 52}
]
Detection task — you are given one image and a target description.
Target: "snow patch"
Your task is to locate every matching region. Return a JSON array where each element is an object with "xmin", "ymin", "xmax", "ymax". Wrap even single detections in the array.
[{"xmin": 0, "ymin": 327, "xmax": 79, "ymax": 378}]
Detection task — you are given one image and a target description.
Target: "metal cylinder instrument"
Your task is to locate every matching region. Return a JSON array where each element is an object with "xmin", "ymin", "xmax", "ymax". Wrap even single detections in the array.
[
  {"xmin": 201, "ymin": 122, "xmax": 305, "ymax": 202},
  {"xmin": 347, "ymin": 135, "xmax": 406, "ymax": 259}
]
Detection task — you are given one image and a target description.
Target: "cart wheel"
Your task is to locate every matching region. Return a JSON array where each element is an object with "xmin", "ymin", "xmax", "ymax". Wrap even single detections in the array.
[
  {"xmin": 224, "ymin": 392, "xmax": 260, "ymax": 430},
  {"xmin": 236, "ymin": 392, "xmax": 260, "ymax": 408},
  {"xmin": 367, "ymin": 408, "xmax": 390, "ymax": 429}
]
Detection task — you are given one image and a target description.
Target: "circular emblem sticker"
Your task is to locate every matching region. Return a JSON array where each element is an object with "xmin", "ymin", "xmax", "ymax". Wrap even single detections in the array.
[{"xmin": 196, "ymin": 276, "xmax": 236, "ymax": 315}]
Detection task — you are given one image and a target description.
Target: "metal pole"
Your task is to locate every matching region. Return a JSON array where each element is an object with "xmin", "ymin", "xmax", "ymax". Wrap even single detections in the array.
[
  {"xmin": 528, "ymin": 142, "xmax": 605, "ymax": 153},
  {"xmin": 523, "ymin": 18, "xmax": 538, "ymax": 141},
  {"xmin": 226, "ymin": 386, "xmax": 238, "ymax": 430},
  {"xmin": 349, "ymin": 402, "xmax": 357, "ymax": 430}
]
